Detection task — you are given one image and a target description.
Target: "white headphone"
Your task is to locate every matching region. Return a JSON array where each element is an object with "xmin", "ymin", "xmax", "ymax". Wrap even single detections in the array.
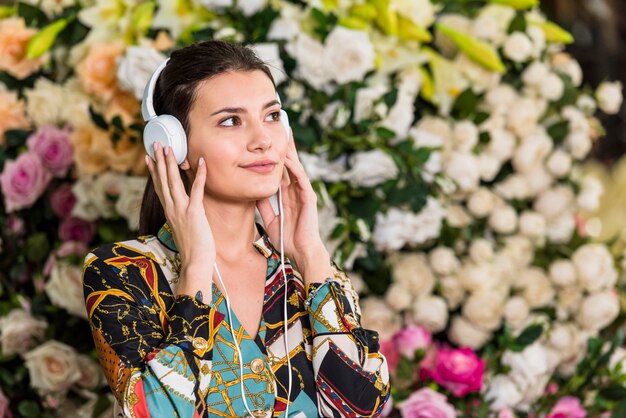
[{"xmin": 142, "ymin": 57, "xmax": 293, "ymax": 417}]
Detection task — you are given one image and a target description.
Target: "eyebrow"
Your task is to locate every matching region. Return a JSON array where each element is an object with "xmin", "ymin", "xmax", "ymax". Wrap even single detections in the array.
[{"xmin": 210, "ymin": 100, "xmax": 281, "ymax": 116}]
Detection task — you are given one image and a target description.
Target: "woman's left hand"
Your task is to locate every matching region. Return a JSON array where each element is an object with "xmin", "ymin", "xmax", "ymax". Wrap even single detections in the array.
[{"xmin": 256, "ymin": 130, "xmax": 331, "ymax": 282}]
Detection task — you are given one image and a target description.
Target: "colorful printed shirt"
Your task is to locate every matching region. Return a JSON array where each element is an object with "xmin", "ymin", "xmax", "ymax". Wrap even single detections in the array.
[{"xmin": 82, "ymin": 223, "xmax": 390, "ymax": 417}]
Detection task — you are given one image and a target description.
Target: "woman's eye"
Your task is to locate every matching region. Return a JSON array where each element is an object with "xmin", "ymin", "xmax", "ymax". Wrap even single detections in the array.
[
  {"xmin": 266, "ymin": 111, "xmax": 281, "ymax": 122},
  {"xmin": 219, "ymin": 116, "xmax": 241, "ymax": 127}
]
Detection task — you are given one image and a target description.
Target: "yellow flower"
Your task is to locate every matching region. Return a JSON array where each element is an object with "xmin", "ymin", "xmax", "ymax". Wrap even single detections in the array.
[
  {"xmin": 488, "ymin": 0, "xmax": 539, "ymax": 9},
  {"xmin": 532, "ymin": 21, "xmax": 574, "ymax": 44},
  {"xmin": 0, "ymin": 18, "xmax": 47, "ymax": 79},
  {"xmin": 397, "ymin": 15, "xmax": 432, "ymax": 43},
  {"xmin": 27, "ymin": 18, "xmax": 70, "ymax": 60},
  {"xmin": 435, "ymin": 23, "xmax": 506, "ymax": 74}
]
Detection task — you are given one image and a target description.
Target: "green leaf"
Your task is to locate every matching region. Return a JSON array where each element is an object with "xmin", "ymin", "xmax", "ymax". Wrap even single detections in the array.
[
  {"xmin": 547, "ymin": 120, "xmax": 569, "ymax": 144},
  {"xmin": 396, "ymin": 356, "xmax": 413, "ymax": 380},
  {"xmin": 4, "ymin": 129, "xmax": 31, "ymax": 148},
  {"xmin": 507, "ymin": 12, "xmax": 527, "ymax": 33},
  {"xmin": 452, "ymin": 89, "xmax": 480, "ymax": 119},
  {"xmin": 383, "ymin": 88, "xmax": 398, "ymax": 108},
  {"xmin": 18, "ymin": 400, "xmax": 40, "ymax": 417},
  {"xmin": 612, "ymin": 400, "xmax": 626, "ymax": 418},
  {"xmin": 89, "ymin": 106, "xmax": 109, "ymax": 130},
  {"xmin": 512, "ymin": 323, "xmax": 543, "ymax": 350},
  {"xmin": 112, "ymin": 115, "xmax": 124, "ymax": 131},
  {"xmin": 600, "ymin": 385, "xmax": 626, "ymax": 401},
  {"xmin": 376, "ymin": 127, "xmax": 395, "ymax": 141},
  {"xmin": 17, "ymin": 2, "xmax": 49, "ymax": 27},
  {"xmin": 25, "ymin": 233, "xmax": 50, "ymax": 263}
]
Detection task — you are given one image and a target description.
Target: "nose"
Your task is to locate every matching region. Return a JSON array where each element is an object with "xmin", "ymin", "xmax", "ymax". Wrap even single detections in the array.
[{"xmin": 247, "ymin": 120, "xmax": 272, "ymax": 152}]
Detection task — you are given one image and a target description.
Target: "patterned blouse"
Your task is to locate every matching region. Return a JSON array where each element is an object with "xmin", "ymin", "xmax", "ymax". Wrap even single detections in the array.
[{"xmin": 82, "ymin": 222, "xmax": 390, "ymax": 417}]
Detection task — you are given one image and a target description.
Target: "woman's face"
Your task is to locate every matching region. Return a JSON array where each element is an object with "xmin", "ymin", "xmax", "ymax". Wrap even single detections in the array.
[{"xmin": 185, "ymin": 70, "xmax": 288, "ymax": 202}]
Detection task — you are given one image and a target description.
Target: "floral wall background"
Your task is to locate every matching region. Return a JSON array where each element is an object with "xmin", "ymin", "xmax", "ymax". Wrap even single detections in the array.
[{"xmin": 0, "ymin": 0, "xmax": 625, "ymax": 417}]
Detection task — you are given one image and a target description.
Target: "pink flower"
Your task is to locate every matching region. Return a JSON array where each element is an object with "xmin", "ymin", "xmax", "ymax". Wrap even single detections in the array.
[
  {"xmin": 399, "ymin": 388, "xmax": 456, "ymax": 418},
  {"xmin": 26, "ymin": 125, "xmax": 73, "ymax": 178},
  {"xmin": 58, "ymin": 217, "xmax": 96, "ymax": 244},
  {"xmin": 379, "ymin": 338, "xmax": 400, "ymax": 375},
  {"xmin": 421, "ymin": 346, "xmax": 485, "ymax": 397},
  {"xmin": 0, "ymin": 387, "xmax": 11, "ymax": 418},
  {"xmin": 56, "ymin": 241, "xmax": 88, "ymax": 258},
  {"xmin": 6, "ymin": 215, "xmax": 24, "ymax": 234},
  {"xmin": 496, "ymin": 408, "xmax": 515, "ymax": 418},
  {"xmin": 392, "ymin": 325, "xmax": 432, "ymax": 359},
  {"xmin": 49, "ymin": 183, "xmax": 76, "ymax": 218},
  {"xmin": 0, "ymin": 152, "xmax": 52, "ymax": 212},
  {"xmin": 547, "ymin": 396, "xmax": 586, "ymax": 418}
]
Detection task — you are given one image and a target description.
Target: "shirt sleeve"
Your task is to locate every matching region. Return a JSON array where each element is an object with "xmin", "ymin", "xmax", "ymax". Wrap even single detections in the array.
[
  {"xmin": 304, "ymin": 263, "xmax": 391, "ymax": 417},
  {"xmin": 82, "ymin": 252, "xmax": 222, "ymax": 418}
]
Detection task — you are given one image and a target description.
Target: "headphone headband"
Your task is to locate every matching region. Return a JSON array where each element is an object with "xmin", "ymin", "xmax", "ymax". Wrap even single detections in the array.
[{"xmin": 141, "ymin": 58, "xmax": 170, "ymax": 122}]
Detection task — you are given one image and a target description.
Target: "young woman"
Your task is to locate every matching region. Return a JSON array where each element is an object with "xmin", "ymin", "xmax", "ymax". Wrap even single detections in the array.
[{"xmin": 82, "ymin": 40, "xmax": 390, "ymax": 418}]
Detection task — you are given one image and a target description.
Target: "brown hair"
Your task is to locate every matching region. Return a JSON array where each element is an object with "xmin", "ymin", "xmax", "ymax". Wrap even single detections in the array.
[{"xmin": 138, "ymin": 40, "xmax": 276, "ymax": 236}]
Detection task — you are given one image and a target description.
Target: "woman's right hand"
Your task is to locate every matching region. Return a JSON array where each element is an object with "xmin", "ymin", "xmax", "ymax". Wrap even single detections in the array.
[{"xmin": 146, "ymin": 142, "xmax": 215, "ymax": 300}]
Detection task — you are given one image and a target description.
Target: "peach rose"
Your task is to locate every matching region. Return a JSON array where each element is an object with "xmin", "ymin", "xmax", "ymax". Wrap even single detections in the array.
[
  {"xmin": 76, "ymin": 41, "xmax": 125, "ymax": 100},
  {"xmin": 0, "ymin": 18, "xmax": 47, "ymax": 79},
  {"xmin": 107, "ymin": 134, "xmax": 148, "ymax": 175},
  {"xmin": 0, "ymin": 84, "xmax": 30, "ymax": 142},
  {"xmin": 104, "ymin": 88, "xmax": 141, "ymax": 126},
  {"xmin": 69, "ymin": 123, "xmax": 113, "ymax": 176}
]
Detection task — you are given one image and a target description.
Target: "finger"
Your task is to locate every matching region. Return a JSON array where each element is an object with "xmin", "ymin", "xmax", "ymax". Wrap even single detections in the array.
[
  {"xmin": 164, "ymin": 145, "xmax": 188, "ymax": 206},
  {"xmin": 283, "ymin": 157, "xmax": 310, "ymax": 190},
  {"xmin": 154, "ymin": 142, "xmax": 174, "ymax": 209},
  {"xmin": 256, "ymin": 197, "xmax": 277, "ymax": 226},
  {"xmin": 190, "ymin": 158, "xmax": 206, "ymax": 205},
  {"xmin": 146, "ymin": 155, "xmax": 166, "ymax": 206}
]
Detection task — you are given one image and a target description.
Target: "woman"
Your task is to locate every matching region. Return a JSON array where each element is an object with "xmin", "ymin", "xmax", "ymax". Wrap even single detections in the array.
[{"xmin": 82, "ymin": 40, "xmax": 390, "ymax": 418}]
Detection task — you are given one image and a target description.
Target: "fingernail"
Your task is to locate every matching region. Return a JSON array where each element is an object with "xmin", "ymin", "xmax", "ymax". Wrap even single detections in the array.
[
  {"xmin": 164, "ymin": 145, "xmax": 169, "ymax": 156},
  {"xmin": 145, "ymin": 155, "xmax": 149, "ymax": 165},
  {"xmin": 199, "ymin": 157, "xmax": 204, "ymax": 166},
  {"xmin": 153, "ymin": 142, "xmax": 158, "ymax": 151}
]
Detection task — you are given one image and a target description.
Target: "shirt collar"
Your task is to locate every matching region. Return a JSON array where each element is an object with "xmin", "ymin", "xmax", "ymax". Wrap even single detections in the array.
[{"xmin": 157, "ymin": 222, "xmax": 275, "ymax": 259}]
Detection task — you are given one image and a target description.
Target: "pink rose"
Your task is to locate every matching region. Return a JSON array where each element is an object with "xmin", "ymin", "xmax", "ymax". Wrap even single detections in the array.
[
  {"xmin": 392, "ymin": 325, "xmax": 432, "ymax": 359},
  {"xmin": 56, "ymin": 241, "xmax": 88, "ymax": 258},
  {"xmin": 26, "ymin": 125, "xmax": 73, "ymax": 178},
  {"xmin": 379, "ymin": 338, "xmax": 400, "ymax": 376},
  {"xmin": 50, "ymin": 183, "xmax": 76, "ymax": 218},
  {"xmin": 0, "ymin": 152, "xmax": 52, "ymax": 212},
  {"xmin": 6, "ymin": 215, "xmax": 24, "ymax": 234},
  {"xmin": 58, "ymin": 217, "xmax": 96, "ymax": 244},
  {"xmin": 399, "ymin": 388, "xmax": 456, "ymax": 418},
  {"xmin": 421, "ymin": 346, "xmax": 485, "ymax": 397},
  {"xmin": 497, "ymin": 408, "xmax": 515, "ymax": 418},
  {"xmin": 547, "ymin": 396, "xmax": 586, "ymax": 418},
  {"xmin": 0, "ymin": 386, "xmax": 11, "ymax": 418}
]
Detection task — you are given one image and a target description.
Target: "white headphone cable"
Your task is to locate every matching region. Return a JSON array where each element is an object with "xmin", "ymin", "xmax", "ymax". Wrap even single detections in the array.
[{"xmin": 278, "ymin": 185, "xmax": 293, "ymax": 417}]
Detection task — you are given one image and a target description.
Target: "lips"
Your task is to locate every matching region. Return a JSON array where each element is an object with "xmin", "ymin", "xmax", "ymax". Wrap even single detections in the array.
[{"xmin": 241, "ymin": 160, "xmax": 277, "ymax": 174}]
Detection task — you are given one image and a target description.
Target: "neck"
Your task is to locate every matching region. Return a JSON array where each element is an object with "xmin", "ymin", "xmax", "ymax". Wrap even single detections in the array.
[{"xmin": 203, "ymin": 196, "xmax": 259, "ymax": 263}]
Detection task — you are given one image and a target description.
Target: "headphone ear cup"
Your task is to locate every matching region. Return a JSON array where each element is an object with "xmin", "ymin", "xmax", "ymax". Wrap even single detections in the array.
[
  {"xmin": 279, "ymin": 109, "xmax": 290, "ymax": 139},
  {"xmin": 143, "ymin": 114, "xmax": 188, "ymax": 165}
]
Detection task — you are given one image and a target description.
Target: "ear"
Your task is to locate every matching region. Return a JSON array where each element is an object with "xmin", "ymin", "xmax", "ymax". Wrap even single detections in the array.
[{"xmin": 179, "ymin": 158, "xmax": 191, "ymax": 170}]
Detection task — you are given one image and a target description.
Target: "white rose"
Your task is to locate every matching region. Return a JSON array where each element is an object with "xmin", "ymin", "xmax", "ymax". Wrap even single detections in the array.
[
  {"xmin": 24, "ymin": 340, "xmax": 81, "ymax": 394},
  {"xmin": 502, "ymin": 343, "xmax": 551, "ymax": 398},
  {"xmin": 381, "ymin": 92, "xmax": 417, "ymax": 139},
  {"xmin": 46, "ymin": 261, "xmax": 87, "ymax": 318},
  {"xmin": 540, "ymin": 73, "xmax": 565, "ymax": 102},
  {"xmin": 485, "ymin": 375, "xmax": 524, "ymax": 410},
  {"xmin": 412, "ymin": 296, "xmax": 448, "ymax": 333},
  {"xmin": 512, "ymin": 130, "xmax": 553, "ymax": 173},
  {"xmin": 469, "ymin": 239, "xmax": 494, "ymax": 263},
  {"xmin": 429, "ymin": 247, "xmax": 459, "ymax": 276},
  {"xmin": 484, "ymin": 84, "xmax": 518, "ymax": 115},
  {"xmin": 507, "ymin": 97, "xmax": 543, "ymax": 137},
  {"xmin": 384, "ymin": 283, "xmax": 413, "ymax": 312},
  {"xmin": 552, "ymin": 52, "xmax": 583, "ymax": 87},
  {"xmin": 503, "ymin": 32, "xmax": 533, "ymax": 62},
  {"xmin": 360, "ymin": 297, "xmax": 400, "ymax": 340},
  {"xmin": 577, "ymin": 176, "xmax": 603, "ymax": 213},
  {"xmin": 77, "ymin": 355, "xmax": 104, "ymax": 389},
  {"xmin": 472, "ymin": 5, "xmax": 515, "ymax": 45},
  {"xmin": 478, "ymin": 153, "xmax": 502, "ymax": 182},
  {"xmin": 565, "ymin": 131, "xmax": 592, "ymax": 160},
  {"xmin": 467, "ymin": 188, "xmax": 497, "ymax": 218},
  {"xmin": 286, "ymin": 34, "xmax": 331, "ymax": 90},
  {"xmin": 324, "ymin": 27, "xmax": 375, "ymax": 85},
  {"xmin": 596, "ymin": 81, "xmax": 623, "ymax": 114},
  {"xmin": 453, "ymin": 120, "xmax": 479, "ymax": 152},
  {"xmin": 22, "ymin": 0, "xmax": 73, "ymax": 17},
  {"xmin": 250, "ymin": 42, "xmax": 286, "ymax": 85},
  {"xmin": 236, "ymin": 0, "xmax": 266, "ymax": 16},
  {"xmin": 373, "ymin": 208, "xmax": 409, "ymax": 250},
  {"xmin": 448, "ymin": 315, "xmax": 491, "ymax": 349},
  {"xmin": 504, "ymin": 296, "xmax": 530, "ymax": 330},
  {"xmin": 519, "ymin": 211, "xmax": 546, "ymax": 240},
  {"xmin": 556, "ymin": 286, "xmax": 583, "ymax": 320},
  {"xmin": 393, "ymin": 0, "xmax": 438, "ymax": 27},
  {"xmin": 440, "ymin": 275, "xmax": 465, "ymax": 310},
  {"xmin": 502, "ymin": 236, "xmax": 534, "ymax": 269},
  {"xmin": 344, "ymin": 149, "xmax": 398, "ymax": 188},
  {"xmin": 488, "ymin": 205, "xmax": 518, "ymax": 234},
  {"xmin": 457, "ymin": 54, "xmax": 501, "ymax": 93},
  {"xmin": 576, "ymin": 94, "xmax": 597, "ymax": 115},
  {"xmin": 352, "ymin": 84, "xmax": 388, "ymax": 122},
  {"xmin": 116, "ymin": 46, "xmax": 166, "ymax": 100},
  {"xmin": 299, "ymin": 152, "xmax": 345, "ymax": 182},
  {"xmin": 546, "ymin": 149, "xmax": 572, "ymax": 178},
  {"xmin": 534, "ymin": 185, "xmax": 575, "ymax": 220},
  {"xmin": 520, "ymin": 268, "xmax": 555, "ymax": 309},
  {"xmin": 527, "ymin": 26, "xmax": 546, "ymax": 59},
  {"xmin": 446, "ymin": 204, "xmax": 472, "ymax": 228},
  {"xmin": 458, "ymin": 262, "xmax": 499, "ymax": 293},
  {"xmin": 406, "ymin": 197, "xmax": 445, "ymax": 246},
  {"xmin": 546, "ymin": 212, "xmax": 576, "ymax": 244},
  {"xmin": 487, "ymin": 128, "xmax": 516, "ymax": 162},
  {"xmin": 549, "ymin": 260, "xmax": 577, "ymax": 288},
  {"xmin": 562, "ymin": 106, "xmax": 590, "ymax": 133},
  {"xmin": 609, "ymin": 347, "xmax": 626, "ymax": 374},
  {"xmin": 463, "ymin": 291, "xmax": 504, "ymax": 331},
  {"xmin": 572, "ymin": 244, "xmax": 617, "ymax": 292},
  {"xmin": 495, "ymin": 175, "xmax": 530, "ymax": 200},
  {"xmin": 115, "ymin": 176, "xmax": 147, "ymax": 231},
  {"xmin": 390, "ymin": 253, "xmax": 435, "ymax": 297},
  {"xmin": 522, "ymin": 167, "xmax": 553, "ymax": 197},
  {"xmin": 444, "ymin": 152, "xmax": 480, "ymax": 192},
  {"xmin": 576, "ymin": 291, "xmax": 620, "ymax": 331},
  {"xmin": 24, "ymin": 78, "xmax": 65, "ymax": 126},
  {"xmin": 547, "ymin": 323, "xmax": 580, "ymax": 364},
  {"xmin": 0, "ymin": 309, "xmax": 47, "ymax": 356},
  {"xmin": 522, "ymin": 61, "xmax": 550, "ymax": 87},
  {"xmin": 267, "ymin": 3, "xmax": 301, "ymax": 41}
]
